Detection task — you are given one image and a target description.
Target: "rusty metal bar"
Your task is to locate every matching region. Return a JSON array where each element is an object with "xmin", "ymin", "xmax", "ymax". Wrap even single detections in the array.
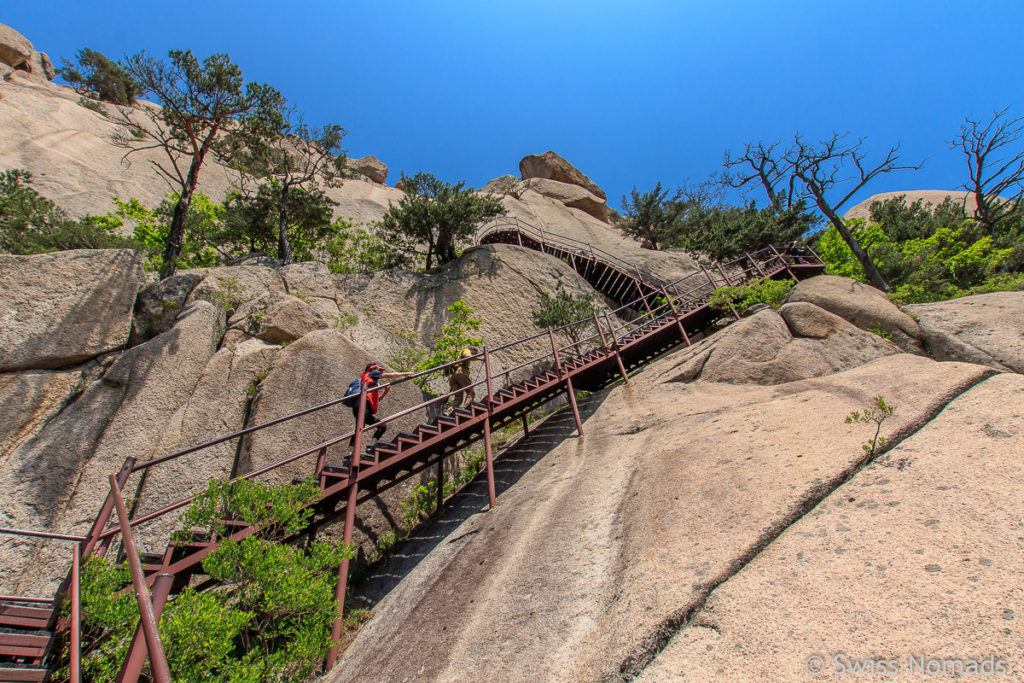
[
  {"xmin": 716, "ymin": 263, "xmax": 733, "ymax": 287},
  {"xmin": 603, "ymin": 311, "xmax": 630, "ymax": 384},
  {"xmin": 116, "ymin": 573, "xmax": 173, "ymax": 683},
  {"xmin": 482, "ymin": 347, "xmax": 497, "ymax": 508},
  {"xmin": 661, "ymin": 286, "xmax": 691, "ymax": 346},
  {"xmin": 70, "ymin": 545, "xmax": 80, "ymax": 683},
  {"xmin": 327, "ymin": 383, "xmax": 367, "ymax": 668},
  {"xmin": 0, "ymin": 527, "xmax": 87, "ymax": 542},
  {"xmin": 769, "ymin": 243, "xmax": 799, "ymax": 280},
  {"xmin": 746, "ymin": 251, "xmax": 767, "ymax": 278},
  {"xmin": 549, "ymin": 328, "xmax": 583, "ymax": 436},
  {"xmin": 315, "ymin": 446, "xmax": 328, "ymax": 490},
  {"xmin": 109, "ymin": 475, "xmax": 171, "ymax": 683},
  {"xmin": 437, "ymin": 456, "xmax": 445, "ymax": 512}
]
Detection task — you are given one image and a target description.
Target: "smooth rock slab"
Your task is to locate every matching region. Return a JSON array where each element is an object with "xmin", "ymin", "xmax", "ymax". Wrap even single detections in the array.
[
  {"xmin": 904, "ymin": 291, "xmax": 1024, "ymax": 374},
  {"xmin": 0, "ymin": 249, "xmax": 144, "ymax": 371},
  {"xmin": 640, "ymin": 372, "xmax": 1024, "ymax": 681}
]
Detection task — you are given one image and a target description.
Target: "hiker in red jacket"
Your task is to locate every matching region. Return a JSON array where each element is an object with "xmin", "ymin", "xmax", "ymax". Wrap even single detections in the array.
[{"xmin": 348, "ymin": 363, "xmax": 413, "ymax": 449}]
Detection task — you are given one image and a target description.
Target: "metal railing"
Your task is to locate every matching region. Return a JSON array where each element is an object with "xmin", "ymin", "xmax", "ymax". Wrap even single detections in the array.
[{"xmin": 1, "ymin": 239, "xmax": 822, "ymax": 679}]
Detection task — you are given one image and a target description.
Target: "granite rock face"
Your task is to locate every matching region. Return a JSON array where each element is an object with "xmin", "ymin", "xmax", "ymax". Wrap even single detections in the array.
[
  {"xmin": 0, "ymin": 249, "xmax": 144, "ymax": 371},
  {"xmin": 904, "ymin": 291, "xmax": 1024, "ymax": 373},
  {"xmin": 519, "ymin": 150, "xmax": 607, "ymax": 201}
]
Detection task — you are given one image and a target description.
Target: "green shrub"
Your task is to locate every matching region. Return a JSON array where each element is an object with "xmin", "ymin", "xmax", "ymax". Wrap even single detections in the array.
[
  {"xmin": 708, "ymin": 277, "xmax": 794, "ymax": 315},
  {"xmin": 532, "ymin": 284, "xmax": 600, "ymax": 346},
  {"xmin": 68, "ymin": 478, "xmax": 353, "ymax": 682}
]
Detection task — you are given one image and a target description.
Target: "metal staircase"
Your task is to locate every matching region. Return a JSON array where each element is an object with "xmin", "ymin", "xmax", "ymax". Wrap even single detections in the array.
[{"xmin": 0, "ymin": 230, "xmax": 824, "ymax": 681}]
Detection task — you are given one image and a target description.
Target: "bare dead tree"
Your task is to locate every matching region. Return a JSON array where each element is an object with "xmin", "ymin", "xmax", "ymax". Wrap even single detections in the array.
[
  {"xmin": 785, "ymin": 133, "xmax": 923, "ymax": 292},
  {"xmin": 722, "ymin": 140, "xmax": 798, "ymax": 212},
  {"xmin": 723, "ymin": 134, "xmax": 922, "ymax": 292},
  {"xmin": 949, "ymin": 108, "xmax": 1024, "ymax": 235}
]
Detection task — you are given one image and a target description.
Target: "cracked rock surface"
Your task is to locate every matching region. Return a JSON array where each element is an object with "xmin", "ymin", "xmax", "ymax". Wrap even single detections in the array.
[{"xmin": 329, "ymin": 349, "xmax": 1003, "ymax": 682}]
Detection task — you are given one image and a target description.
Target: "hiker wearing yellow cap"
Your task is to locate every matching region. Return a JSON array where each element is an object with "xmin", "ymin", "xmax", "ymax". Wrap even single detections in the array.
[{"xmin": 444, "ymin": 346, "xmax": 479, "ymax": 415}]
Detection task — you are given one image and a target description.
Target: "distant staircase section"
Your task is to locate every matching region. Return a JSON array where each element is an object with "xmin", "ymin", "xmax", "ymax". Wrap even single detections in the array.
[{"xmin": 0, "ymin": 233, "xmax": 824, "ymax": 682}]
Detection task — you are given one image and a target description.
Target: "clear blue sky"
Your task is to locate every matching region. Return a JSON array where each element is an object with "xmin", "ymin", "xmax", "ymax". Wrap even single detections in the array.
[{"xmin": 6, "ymin": 1, "xmax": 1024, "ymax": 211}]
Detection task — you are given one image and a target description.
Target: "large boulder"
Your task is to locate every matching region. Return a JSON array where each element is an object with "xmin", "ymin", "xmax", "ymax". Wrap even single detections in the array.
[
  {"xmin": 904, "ymin": 290, "xmax": 1024, "ymax": 374},
  {"xmin": 519, "ymin": 151, "xmax": 607, "ymax": 201},
  {"xmin": 347, "ymin": 155, "xmax": 388, "ymax": 184},
  {"xmin": 654, "ymin": 303, "xmax": 901, "ymax": 386},
  {"xmin": 787, "ymin": 275, "xmax": 924, "ymax": 353},
  {"xmin": 226, "ymin": 291, "xmax": 329, "ymax": 345},
  {"xmin": 0, "ymin": 301, "xmax": 225, "ymax": 592},
  {"xmin": 0, "ymin": 249, "xmax": 145, "ymax": 371},
  {"xmin": 522, "ymin": 177, "xmax": 610, "ymax": 223},
  {"xmin": 129, "ymin": 273, "xmax": 204, "ymax": 346},
  {"xmin": 0, "ymin": 24, "xmax": 33, "ymax": 71}
]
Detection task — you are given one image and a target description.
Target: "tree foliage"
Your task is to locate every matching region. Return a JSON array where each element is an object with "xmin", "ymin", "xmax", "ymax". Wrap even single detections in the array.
[
  {"xmin": 377, "ymin": 172, "xmax": 505, "ymax": 269},
  {"xmin": 69, "ymin": 478, "xmax": 352, "ymax": 682},
  {"xmin": 724, "ymin": 133, "xmax": 924, "ymax": 292},
  {"xmin": 221, "ymin": 181, "xmax": 336, "ymax": 262},
  {"xmin": 815, "ymin": 195, "xmax": 1020, "ymax": 304},
  {"xmin": 531, "ymin": 284, "xmax": 601, "ymax": 346},
  {"xmin": 58, "ymin": 48, "xmax": 139, "ymax": 105},
  {"xmin": 114, "ymin": 49, "xmax": 282, "ymax": 278},
  {"xmin": 949, "ymin": 107, "xmax": 1024, "ymax": 233},
  {"xmin": 619, "ymin": 182, "xmax": 683, "ymax": 250},
  {"xmin": 0, "ymin": 169, "xmax": 135, "ymax": 254},
  {"xmin": 229, "ymin": 109, "xmax": 347, "ymax": 264}
]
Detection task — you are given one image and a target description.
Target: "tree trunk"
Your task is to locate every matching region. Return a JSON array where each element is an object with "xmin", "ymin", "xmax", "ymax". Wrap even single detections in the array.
[
  {"xmin": 436, "ymin": 231, "xmax": 456, "ymax": 264},
  {"xmin": 159, "ymin": 151, "xmax": 207, "ymax": 280},
  {"xmin": 817, "ymin": 201, "xmax": 891, "ymax": 292},
  {"xmin": 277, "ymin": 182, "xmax": 293, "ymax": 264}
]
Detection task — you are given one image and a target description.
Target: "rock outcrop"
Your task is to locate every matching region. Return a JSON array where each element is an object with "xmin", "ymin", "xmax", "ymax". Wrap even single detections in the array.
[
  {"xmin": 656, "ymin": 302, "xmax": 901, "ymax": 385},
  {"xmin": 0, "ymin": 249, "xmax": 144, "ymax": 371},
  {"xmin": 844, "ymin": 189, "xmax": 977, "ymax": 221},
  {"xmin": 330, "ymin": 351, "xmax": 1002, "ymax": 682},
  {"xmin": 522, "ymin": 177, "xmax": 610, "ymax": 223},
  {"xmin": 787, "ymin": 274, "xmax": 924, "ymax": 353},
  {"xmin": 519, "ymin": 150, "xmax": 607, "ymax": 201},
  {"xmin": 347, "ymin": 155, "xmax": 388, "ymax": 184},
  {"xmin": 0, "ymin": 24, "xmax": 36, "ymax": 76}
]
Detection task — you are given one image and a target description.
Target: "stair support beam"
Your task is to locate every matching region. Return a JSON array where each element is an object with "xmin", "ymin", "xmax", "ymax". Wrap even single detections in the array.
[
  {"xmin": 327, "ymin": 385, "xmax": 368, "ymax": 668},
  {"xmin": 603, "ymin": 311, "xmax": 630, "ymax": 384},
  {"xmin": 549, "ymin": 328, "xmax": 584, "ymax": 436},
  {"xmin": 769, "ymin": 243, "xmax": 799, "ymax": 281},
  {"xmin": 483, "ymin": 347, "xmax": 497, "ymax": 509},
  {"xmin": 116, "ymin": 573, "xmax": 173, "ymax": 683},
  {"xmin": 661, "ymin": 286, "xmax": 691, "ymax": 346}
]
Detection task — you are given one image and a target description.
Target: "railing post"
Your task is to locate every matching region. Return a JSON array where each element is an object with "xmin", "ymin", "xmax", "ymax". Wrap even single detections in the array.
[
  {"xmin": 109, "ymin": 476, "xmax": 172, "ymax": 683},
  {"xmin": 716, "ymin": 263, "xmax": 734, "ymax": 287},
  {"xmin": 703, "ymin": 264, "xmax": 740, "ymax": 321},
  {"xmin": 70, "ymin": 545, "xmax": 80, "ymax": 683},
  {"xmin": 327, "ymin": 384, "xmax": 367, "ymax": 668},
  {"xmin": 437, "ymin": 456, "xmax": 445, "ymax": 512},
  {"xmin": 80, "ymin": 456, "xmax": 136, "ymax": 561},
  {"xmin": 315, "ymin": 446, "xmax": 328, "ymax": 490},
  {"xmin": 661, "ymin": 286, "xmax": 691, "ymax": 346},
  {"xmin": 769, "ymin": 243, "xmax": 799, "ymax": 281},
  {"xmin": 603, "ymin": 311, "xmax": 630, "ymax": 384},
  {"xmin": 482, "ymin": 347, "xmax": 497, "ymax": 509},
  {"xmin": 116, "ymin": 573, "xmax": 173, "ymax": 683},
  {"xmin": 745, "ymin": 251, "xmax": 767, "ymax": 278},
  {"xmin": 634, "ymin": 279, "xmax": 653, "ymax": 315},
  {"xmin": 549, "ymin": 328, "xmax": 584, "ymax": 436}
]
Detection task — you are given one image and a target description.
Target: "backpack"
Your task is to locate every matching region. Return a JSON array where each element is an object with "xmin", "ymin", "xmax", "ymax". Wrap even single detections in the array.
[{"xmin": 341, "ymin": 378, "xmax": 363, "ymax": 407}]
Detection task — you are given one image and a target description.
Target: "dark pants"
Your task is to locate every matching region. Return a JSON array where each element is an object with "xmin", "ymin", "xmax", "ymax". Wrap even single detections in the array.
[{"xmin": 349, "ymin": 402, "xmax": 387, "ymax": 446}]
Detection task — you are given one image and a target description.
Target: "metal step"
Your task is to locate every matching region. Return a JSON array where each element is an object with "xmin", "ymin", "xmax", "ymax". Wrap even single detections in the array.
[
  {"xmin": 0, "ymin": 665, "xmax": 50, "ymax": 682},
  {"xmin": 0, "ymin": 630, "xmax": 52, "ymax": 659},
  {"xmin": 0, "ymin": 606, "xmax": 51, "ymax": 631}
]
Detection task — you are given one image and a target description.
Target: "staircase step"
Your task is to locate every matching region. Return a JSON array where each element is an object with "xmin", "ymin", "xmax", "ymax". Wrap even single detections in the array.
[
  {"xmin": 0, "ymin": 629, "xmax": 50, "ymax": 657},
  {"xmin": 322, "ymin": 464, "xmax": 349, "ymax": 476},
  {"xmin": 436, "ymin": 415, "xmax": 458, "ymax": 427},
  {"xmin": 0, "ymin": 606, "xmax": 51, "ymax": 631},
  {"xmin": 0, "ymin": 665, "xmax": 50, "ymax": 682},
  {"xmin": 372, "ymin": 441, "xmax": 399, "ymax": 455},
  {"xmin": 453, "ymin": 407, "xmax": 473, "ymax": 419},
  {"xmin": 396, "ymin": 432, "xmax": 420, "ymax": 445},
  {"xmin": 418, "ymin": 422, "xmax": 440, "ymax": 435}
]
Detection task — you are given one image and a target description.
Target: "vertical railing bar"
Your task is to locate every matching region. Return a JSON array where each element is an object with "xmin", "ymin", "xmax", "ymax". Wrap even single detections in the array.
[{"xmin": 108, "ymin": 475, "xmax": 171, "ymax": 683}]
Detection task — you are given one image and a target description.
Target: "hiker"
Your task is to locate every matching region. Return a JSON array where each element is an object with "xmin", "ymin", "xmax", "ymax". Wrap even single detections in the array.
[
  {"xmin": 348, "ymin": 363, "xmax": 414, "ymax": 449},
  {"xmin": 444, "ymin": 347, "xmax": 479, "ymax": 415}
]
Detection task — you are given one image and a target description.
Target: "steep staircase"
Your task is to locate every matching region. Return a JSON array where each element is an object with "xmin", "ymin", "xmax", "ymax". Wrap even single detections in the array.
[{"xmin": 0, "ymin": 227, "xmax": 824, "ymax": 681}]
